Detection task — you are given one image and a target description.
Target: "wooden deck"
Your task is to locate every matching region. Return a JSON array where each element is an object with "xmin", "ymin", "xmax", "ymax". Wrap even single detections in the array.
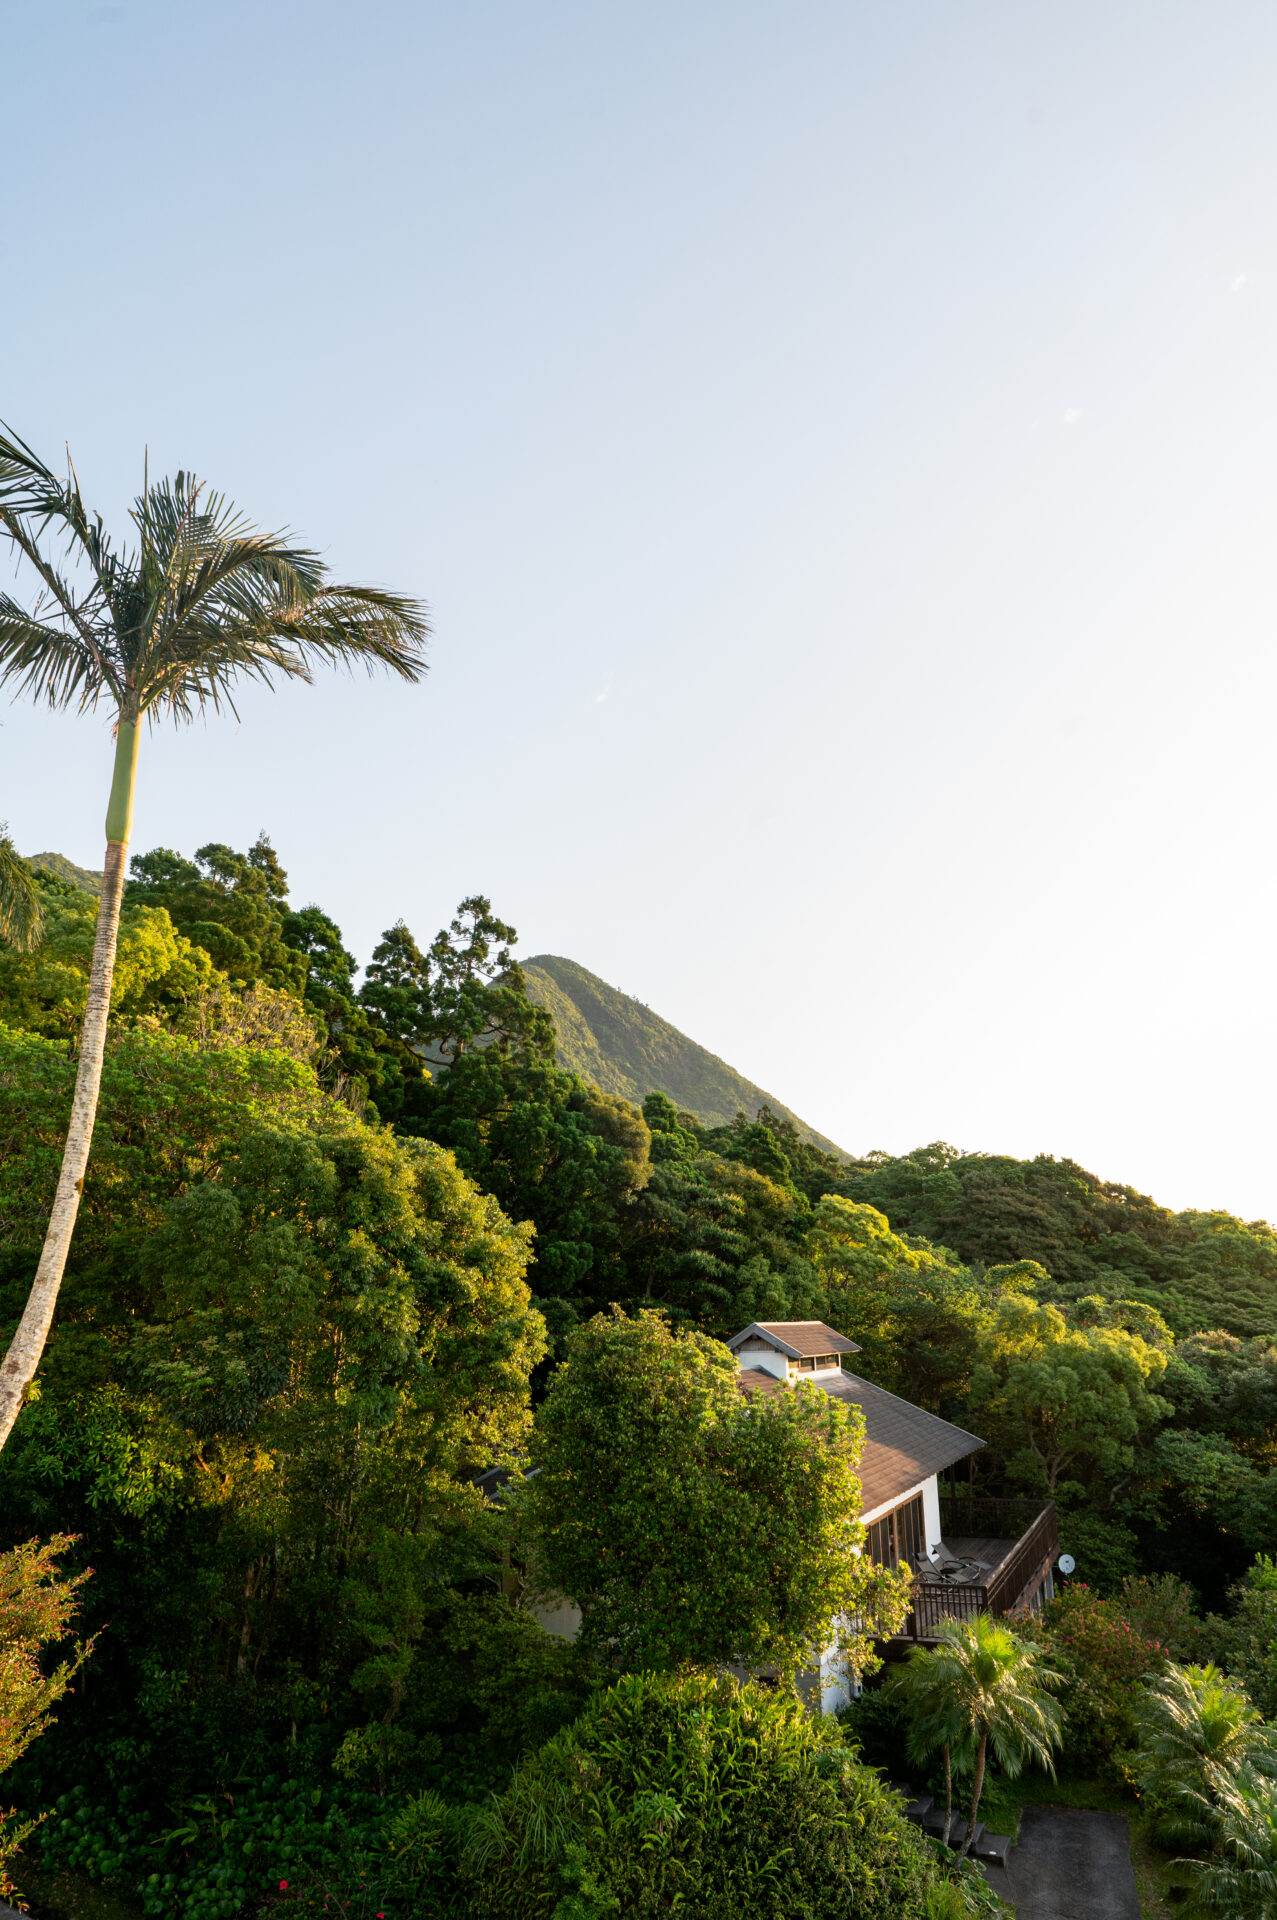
[
  {"xmin": 886, "ymin": 1498, "xmax": 1059, "ymax": 1645},
  {"xmin": 944, "ymin": 1534, "xmax": 1020, "ymax": 1578}
]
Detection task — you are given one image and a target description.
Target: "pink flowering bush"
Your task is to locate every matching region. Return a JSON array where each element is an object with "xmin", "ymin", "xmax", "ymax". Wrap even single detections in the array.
[{"xmin": 1024, "ymin": 1582, "xmax": 1168, "ymax": 1773}]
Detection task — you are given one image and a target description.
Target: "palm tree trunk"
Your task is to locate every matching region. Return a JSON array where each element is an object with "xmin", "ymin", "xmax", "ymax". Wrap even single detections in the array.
[
  {"xmin": 961, "ymin": 1730, "xmax": 988, "ymax": 1858},
  {"xmin": 0, "ymin": 718, "xmax": 139, "ymax": 1450},
  {"xmin": 943, "ymin": 1742, "xmax": 952, "ymax": 1842}
]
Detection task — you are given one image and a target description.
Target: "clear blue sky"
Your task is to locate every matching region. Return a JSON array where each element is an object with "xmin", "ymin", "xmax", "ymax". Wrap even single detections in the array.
[{"xmin": 6, "ymin": 1, "xmax": 1277, "ymax": 1219}]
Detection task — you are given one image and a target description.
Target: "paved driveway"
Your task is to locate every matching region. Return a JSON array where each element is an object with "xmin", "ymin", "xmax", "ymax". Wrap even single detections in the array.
[{"xmin": 999, "ymin": 1807, "xmax": 1140, "ymax": 1920}]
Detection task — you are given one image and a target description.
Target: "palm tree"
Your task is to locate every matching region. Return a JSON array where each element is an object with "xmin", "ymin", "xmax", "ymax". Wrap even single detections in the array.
[
  {"xmin": 1133, "ymin": 1662, "xmax": 1277, "ymax": 1848},
  {"xmin": 0, "ymin": 826, "xmax": 42, "ymax": 950},
  {"xmin": 0, "ymin": 424, "xmax": 428, "ymax": 1451},
  {"xmin": 908, "ymin": 1613, "xmax": 1062, "ymax": 1857},
  {"xmin": 888, "ymin": 1638, "xmax": 975, "ymax": 1843}
]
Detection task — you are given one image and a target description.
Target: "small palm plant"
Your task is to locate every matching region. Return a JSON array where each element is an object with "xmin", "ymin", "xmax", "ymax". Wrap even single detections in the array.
[
  {"xmin": 0, "ymin": 424, "xmax": 429, "ymax": 1452},
  {"xmin": 903, "ymin": 1613, "xmax": 1063, "ymax": 1856},
  {"xmin": 1181, "ymin": 1761, "xmax": 1277, "ymax": 1919},
  {"xmin": 0, "ymin": 825, "xmax": 42, "ymax": 951},
  {"xmin": 1133, "ymin": 1662, "xmax": 1277, "ymax": 1848}
]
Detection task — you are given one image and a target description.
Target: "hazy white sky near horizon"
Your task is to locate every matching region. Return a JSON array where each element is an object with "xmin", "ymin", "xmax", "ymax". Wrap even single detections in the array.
[{"xmin": 4, "ymin": 1, "xmax": 1277, "ymax": 1219}]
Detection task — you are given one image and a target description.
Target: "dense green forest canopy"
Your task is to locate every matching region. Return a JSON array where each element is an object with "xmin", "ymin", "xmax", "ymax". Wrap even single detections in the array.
[{"xmin": 3, "ymin": 830, "xmax": 1277, "ymax": 1913}]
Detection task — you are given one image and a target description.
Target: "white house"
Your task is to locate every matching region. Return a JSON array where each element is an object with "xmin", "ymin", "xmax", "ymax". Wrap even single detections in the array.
[{"xmin": 728, "ymin": 1320, "xmax": 981, "ymax": 1580}]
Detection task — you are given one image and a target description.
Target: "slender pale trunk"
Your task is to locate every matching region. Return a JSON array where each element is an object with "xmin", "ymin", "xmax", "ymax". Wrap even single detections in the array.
[
  {"xmin": 943, "ymin": 1742, "xmax": 952, "ymax": 1841},
  {"xmin": 0, "ymin": 718, "xmax": 139, "ymax": 1450},
  {"xmin": 961, "ymin": 1729, "xmax": 988, "ymax": 1857}
]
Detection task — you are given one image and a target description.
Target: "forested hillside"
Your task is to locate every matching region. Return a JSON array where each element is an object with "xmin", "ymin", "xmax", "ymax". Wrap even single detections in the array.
[
  {"xmin": 26, "ymin": 851, "xmax": 101, "ymax": 896},
  {"xmin": 522, "ymin": 953, "xmax": 845, "ymax": 1153},
  {"xmin": 4, "ymin": 829, "xmax": 1277, "ymax": 1914}
]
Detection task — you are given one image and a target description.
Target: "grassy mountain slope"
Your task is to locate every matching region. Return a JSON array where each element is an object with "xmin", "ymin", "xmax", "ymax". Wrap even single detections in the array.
[
  {"xmin": 523, "ymin": 954, "xmax": 845, "ymax": 1156},
  {"xmin": 27, "ymin": 852, "xmax": 102, "ymax": 896}
]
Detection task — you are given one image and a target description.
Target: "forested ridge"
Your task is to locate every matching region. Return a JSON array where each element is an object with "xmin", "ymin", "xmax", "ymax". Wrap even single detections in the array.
[
  {"xmin": 520, "ymin": 952, "xmax": 846, "ymax": 1152},
  {"xmin": 3, "ymin": 831, "xmax": 1277, "ymax": 1914}
]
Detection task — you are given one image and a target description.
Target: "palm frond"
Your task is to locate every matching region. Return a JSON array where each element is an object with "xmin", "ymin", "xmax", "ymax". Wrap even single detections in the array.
[
  {"xmin": 138, "ymin": 584, "xmax": 428, "ymax": 721},
  {"xmin": 0, "ymin": 599, "xmax": 120, "ymax": 710},
  {"xmin": 0, "ymin": 422, "xmax": 64, "ymax": 519},
  {"xmin": 0, "ymin": 829, "xmax": 44, "ymax": 952},
  {"xmin": 0, "ymin": 432, "xmax": 429, "ymax": 727}
]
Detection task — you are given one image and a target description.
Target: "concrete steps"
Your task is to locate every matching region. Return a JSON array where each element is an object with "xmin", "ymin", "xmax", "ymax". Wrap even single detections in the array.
[
  {"xmin": 888, "ymin": 1782, "xmax": 1013, "ymax": 1865},
  {"xmin": 971, "ymin": 1829, "xmax": 1014, "ymax": 1865}
]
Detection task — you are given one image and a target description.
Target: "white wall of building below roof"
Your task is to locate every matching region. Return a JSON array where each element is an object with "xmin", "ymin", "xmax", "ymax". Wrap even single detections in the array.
[
  {"xmin": 734, "ymin": 1342, "xmax": 789, "ymax": 1379},
  {"xmin": 530, "ymin": 1595, "xmax": 582, "ymax": 1641},
  {"xmin": 923, "ymin": 1476, "xmax": 942, "ymax": 1554}
]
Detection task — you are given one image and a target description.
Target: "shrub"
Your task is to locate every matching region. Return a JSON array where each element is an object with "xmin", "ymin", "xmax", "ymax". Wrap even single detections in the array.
[
  {"xmin": 1117, "ymin": 1574, "xmax": 1207, "ymax": 1663},
  {"xmin": 463, "ymin": 1669, "xmax": 945, "ymax": 1919},
  {"xmin": 1180, "ymin": 1761, "xmax": 1277, "ymax": 1918},
  {"xmin": 840, "ymin": 1681, "xmax": 913, "ymax": 1777},
  {"xmin": 1025, "ymin": 1582, "xmax": 1167, "ymax": 1773},
  {"xmin": 0, "ymin": 1535, "xmax": 92, "ymax": 1899}
]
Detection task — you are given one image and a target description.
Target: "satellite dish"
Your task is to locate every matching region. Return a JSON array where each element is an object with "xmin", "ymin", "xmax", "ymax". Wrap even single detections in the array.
[{"xmin": 1057, "ymin": 1553, "xmax": 1076, "ymax": 1576}]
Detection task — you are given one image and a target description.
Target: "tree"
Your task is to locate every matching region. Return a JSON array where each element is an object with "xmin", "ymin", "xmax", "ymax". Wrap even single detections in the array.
[
  {"xmin": 0, "ymin": 828, "xmax": 42, "ymax": 952},
  {"xmin": 0, "ymin": 882, "xmax": 222, "ymax": 1039},
  {"xmin": 899, "ymin": 1614, "xmax": 1062, "ymax": 1857},
  {"xmin": 805, "ymin": 1195, "xmax": 1007, "ymax": 1412},
  {"xmin": 360, "ymin": 896, "xmax": 555, "ymax": 1076},
  {"xmin": 967, "ymin": 1295, "xmax": 1170, "ymax": 1500},
  {"xmin": 0, "ymin": 426, "xmax": 428, "ymax": 1449},
  {"xmin": 1204, "ymin": 1557, "xmax": 1277, "ymax": 1721},
  {"xmin": 0, "ymin": 1020, "xmax": 550, "ymax": 1828},
  {"xmin": 887, "ymin": 1641, "xmax": 976, "ymax": 1842},
  {"xmin": 838, "ymin": 1141, "xmax": 1277, "ymax": 1341},
  {"xmin": 125, "ymin": 835, "xmax": 306, "ymax": 993},
  {"xmin": 409, "ymin": 1049, "xmax": 650, "ymax": 1332},
  {"xmin": 518, "ymin": 1308, "xmax": 911, "ymax": 1679}
]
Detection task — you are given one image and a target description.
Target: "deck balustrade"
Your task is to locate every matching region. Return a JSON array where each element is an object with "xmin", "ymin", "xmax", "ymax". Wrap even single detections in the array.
[{"xmin": 892, "ymin": 1495, "xmax": 1059, "ymax": 1644}]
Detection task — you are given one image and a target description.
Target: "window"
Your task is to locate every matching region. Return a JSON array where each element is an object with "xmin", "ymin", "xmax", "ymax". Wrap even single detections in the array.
[{"xmin": 865, "ymin": 1494, "xmax": 925, "ymax": 1572}]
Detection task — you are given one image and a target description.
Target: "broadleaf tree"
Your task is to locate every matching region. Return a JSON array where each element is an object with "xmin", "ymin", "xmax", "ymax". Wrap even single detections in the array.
[{"xmin": 517, "ymin": 1307, "xmax": 911, "ymax": 1681}]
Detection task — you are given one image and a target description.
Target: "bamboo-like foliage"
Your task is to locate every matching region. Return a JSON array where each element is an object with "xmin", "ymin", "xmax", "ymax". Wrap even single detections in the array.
[
  {"xmin": 1181, "ymin": 1762, "xmax": 1277, "ymax": 1919},
  {"xmin": 0, "ymin": 421, "xmax": 429, "ymax": 1453},
  {"xmin": 1133, "ymin": 1662, "xmax": 1277, "ymax": 1848},
  {"xmin": 0, "ymin": 826, "xmax": 43, "ymax": 951}
]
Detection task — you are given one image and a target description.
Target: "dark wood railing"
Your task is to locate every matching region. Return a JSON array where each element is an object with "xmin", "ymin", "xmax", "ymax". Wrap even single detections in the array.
[{"xmin": 894, "ymin": 1497, "xmax": 1058, "ymax": 1643}]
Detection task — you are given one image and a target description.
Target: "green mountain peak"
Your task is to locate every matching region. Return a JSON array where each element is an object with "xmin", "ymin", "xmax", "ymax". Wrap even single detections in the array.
[{"xmin": 522, "ymin": 953, "xmax": 845, "ymax": 1156}]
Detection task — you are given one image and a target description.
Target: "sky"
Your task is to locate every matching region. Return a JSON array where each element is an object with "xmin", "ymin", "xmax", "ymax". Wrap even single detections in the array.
[{"xmin": 4, "ymin": 1, "xmax": 1277, "ymax": 1219}]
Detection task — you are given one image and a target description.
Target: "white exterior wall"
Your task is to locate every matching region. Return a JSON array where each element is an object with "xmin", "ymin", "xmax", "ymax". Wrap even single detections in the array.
[
  {"xmin": 530, "ymin": 1595, "xmax": 583, "ymax": 1641},
  {"xmin": 922, "ymin": 1476, "xmax": 942, "ymax": 1556},
  {"xmin": 733, "ymin": 1340, "xmax": 788, "ymax": 1380}
]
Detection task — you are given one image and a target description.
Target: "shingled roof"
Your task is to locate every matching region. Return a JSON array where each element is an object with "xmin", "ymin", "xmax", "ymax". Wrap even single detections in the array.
[
  {"xmin": 735, "ymin": 1364, "xmax": 983, "ymax": 1515},
  {"xmin": 825, "ymin": 1373, "xmax": 984, "ymax": 1514},
  {"xmin": 727, "ymin": 1321, "xmax": 862, "ymax": 1359}
]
